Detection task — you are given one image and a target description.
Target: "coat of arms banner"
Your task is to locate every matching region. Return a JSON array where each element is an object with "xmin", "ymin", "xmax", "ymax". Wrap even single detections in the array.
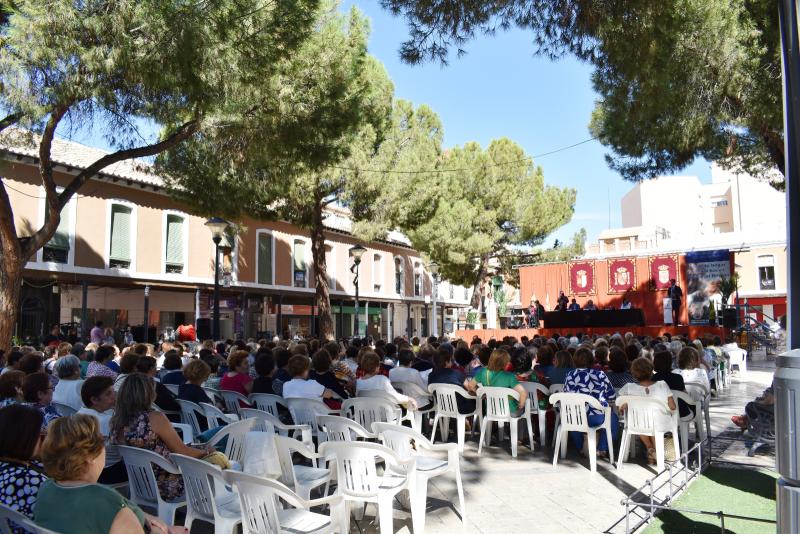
[
  {"xmin": 648, "ymin": 255, "xmax": 679, "ymax": 291},
  {"xmin": 568, "ymin": 260, "xmax": 596, "ymax": 296},
  {"xmin": 607, "ymin": 258, "xmax": 636, "ymax": 293}
]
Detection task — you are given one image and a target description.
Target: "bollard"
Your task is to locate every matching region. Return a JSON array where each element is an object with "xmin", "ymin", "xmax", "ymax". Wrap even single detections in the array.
[{"xmin": 775, "ymin": 350, "xmax": 800, "ymax": 532}]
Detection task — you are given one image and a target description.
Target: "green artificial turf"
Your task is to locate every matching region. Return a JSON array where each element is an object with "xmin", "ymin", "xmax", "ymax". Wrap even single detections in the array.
[{"xmin": 642, "ymin": 467, "xmax": 777, "ymax": 533}]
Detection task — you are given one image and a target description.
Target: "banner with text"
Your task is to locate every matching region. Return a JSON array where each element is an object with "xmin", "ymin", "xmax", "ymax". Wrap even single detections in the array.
[{"xmin": 686, "ymin": 249, "xmax": 730, "ymax": 325}]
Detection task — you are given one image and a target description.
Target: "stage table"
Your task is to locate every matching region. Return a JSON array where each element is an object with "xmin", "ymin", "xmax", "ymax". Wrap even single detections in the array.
[{"xmin": 543, "ymin": 309, "xmax": 646, "ymax": 329}]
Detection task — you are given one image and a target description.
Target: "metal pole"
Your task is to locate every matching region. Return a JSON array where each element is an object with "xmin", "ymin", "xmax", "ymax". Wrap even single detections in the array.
[
  {"xmin": 432, "ymin": 274, "xmax": 439, "ymax": 337},
  {"xmin": 353, "ymin": 260, "xmax": 360, "ymax": 338},
  {"xmin": 213, "ymin": 238, "xmax": 221, "ymax": 340},
  {"xmin": 407, "ymin": 301, "xmax": 412, "ymax": 338},
  {"xmin": 143, "ymin": 285, "xmax": 150, "ymax": 344},
  {"xmin": 80, "ymin": 280, "xmax": 88, "ymax": 342},
  {"xmin": 777, "ymin": 2, "xmax": 800, "ymax": 532},
  {"xmin": 277, "ymin": 294, "xmax": 283, "ymax": 340}
]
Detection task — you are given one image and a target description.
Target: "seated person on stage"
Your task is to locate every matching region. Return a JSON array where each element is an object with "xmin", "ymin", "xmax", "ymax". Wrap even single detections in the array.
[
  {"xmin": 620, "ymin": 296, "xmax": 633, "ymax": 309},
  {"xmin": 282, "ymin": 355, "xmax": 339, "ymax": 407},
  {"xmin": 567, "ymin": 298, "xmax": 581, "ymax": 311},
  {"xmin": 583, "ymin": 300, "xmax": 597, "ymax": 311}
]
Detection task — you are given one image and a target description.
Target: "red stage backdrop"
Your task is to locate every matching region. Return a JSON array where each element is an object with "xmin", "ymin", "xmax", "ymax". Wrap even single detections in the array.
[
  {"xmin": 568, "ymin": 260, "xmax": 596, "ymax": 295},
  {"xmin": 608, "ymin": 258, "xmax": 636, "ymax": 293},
  {"xmin": 649, "ymin": 255, "xmax": 679, "ymax": 290}
]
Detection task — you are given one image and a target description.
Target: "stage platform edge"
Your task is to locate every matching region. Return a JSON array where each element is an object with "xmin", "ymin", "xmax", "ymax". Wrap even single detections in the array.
[{"xmin": 454, "ymin": 325, "xmax": 727, "ymax": 343}]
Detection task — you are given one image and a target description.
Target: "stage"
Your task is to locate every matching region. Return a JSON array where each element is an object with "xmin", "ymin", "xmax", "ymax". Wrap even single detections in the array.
[{"xmin": 454, "ymin": 324, "xmax": 728, "ymax": 343}]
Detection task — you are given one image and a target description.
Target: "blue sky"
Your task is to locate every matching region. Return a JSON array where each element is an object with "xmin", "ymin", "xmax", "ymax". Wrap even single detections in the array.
[{"xmin": 63, "ymin": 1, "xmax": 712, "ymax": 247}]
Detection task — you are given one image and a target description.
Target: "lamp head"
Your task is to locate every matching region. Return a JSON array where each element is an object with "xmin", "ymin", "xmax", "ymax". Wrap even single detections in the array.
[
  {"xmin": 349, "ymin": 244, "xmax": 367, "ymax": 264},
  {"xmin": 205, "ymin": 217, "xmax": 230, "ymax": 242}
]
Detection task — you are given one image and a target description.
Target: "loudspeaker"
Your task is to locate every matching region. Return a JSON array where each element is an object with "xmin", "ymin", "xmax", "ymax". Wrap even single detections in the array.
[
  {"xmin": 722, "ymin": 308, "xmax": 737, "ymax": 329},
  {"xmin": 196, "ymin": 318, "xmax": 211, "ymax": 341}
]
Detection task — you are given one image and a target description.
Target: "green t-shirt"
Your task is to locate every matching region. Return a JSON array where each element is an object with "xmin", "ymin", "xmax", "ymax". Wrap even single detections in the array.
[
  {"xmin": 34, "ymin": 480, "xmax": 146, "ymax": 534},
  {"xmin": 474, "ymin": 368, "xmax": 521, "ymax": 411}
]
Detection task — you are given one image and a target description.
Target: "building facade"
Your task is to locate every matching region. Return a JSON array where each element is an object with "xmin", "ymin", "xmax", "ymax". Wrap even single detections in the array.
[{"xmin": 3, "ymin": 134, "xmax": 471, "ymax": 344}]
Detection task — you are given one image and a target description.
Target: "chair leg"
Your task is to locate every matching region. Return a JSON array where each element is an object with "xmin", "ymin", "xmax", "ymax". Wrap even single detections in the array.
[
  {"xmin": 617, "ymin": 430, "xmax": 629, "ymax": 470},
  {"xmin": 587, "ymin": 431, "xmax": 597, "ymax": 473},
  {"xmin": 442, "ymin": 418, "xmax": 451, "ymax": 443},
  {"xmin": 430, "ymin": 415, "xmax": 440, "ymax": 443},
  {"xmin": 538, "ymin": 411, "xmax": 547, "ymax": 447},
  {"xmin": 560, "ymin": 429, "xmax": 568, "ymax": 459},
  {"xmin": 526, "ymin": 416, "xmax": 535, "ymax": 452},
  {"xmin": 510, "ymin": 419, "xmax": 518, "ymax": 458},
  {"xmin": 478, "ymin": 417, "xmax": 488, "ymax": 454},
  {"xmin": 410, "ymin": 476, "xmax": 427, "ymax": 534},
  {"xmin": 377, "ymin": 494, "xmax": 396, "ymax": 534},
  {"xmin": 605, "ymin": 426, "xmax": 614, "ymax": 465},
  {"xmin": 672, "ymin": 429, "xmax": 681, "ymax": 461},
  {"xmin": 654, "ymin": 433, "xmax": 665, "ymax": 471},
  {"xmin": 679, "ymin": 422, "xmax": 688, "ymax": 455},
  {"xmin": 456, "ymin": 417, "xmax": 466, "ymax": 453},
  {"xmin": 454, "ymin": 466, "xmax": 465, "ymax": 522},
  {"xmin": 552, "ymin": 431, "xmax": 562, "ymax": 467},
  {"xmin": 498, "ymin": 421, "xmax": 505, "ymax": 442}
]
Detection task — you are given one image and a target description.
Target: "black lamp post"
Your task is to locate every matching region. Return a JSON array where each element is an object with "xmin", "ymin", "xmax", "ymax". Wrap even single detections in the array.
[
  {"xmin": 205, "ymin": 217, "xmax": 230, "ymax": 341},
  {"xmin": 429, "ymin": 261, "xmax": 439, "ymax": 337},
  {"xmin": 349, "ymin": 244, "xmax": 367, "ymax": 338}
]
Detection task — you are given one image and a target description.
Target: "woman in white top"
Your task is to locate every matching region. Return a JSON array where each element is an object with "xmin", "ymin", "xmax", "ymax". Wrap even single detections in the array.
[
  {"xmin": 619, "ymin": 357, "xmax": 676, "ymax": 465},
  {"xmin": 357, "ymin": 351, "xmax": 417, "ymax": 409},
  {"xmin": 76, "ymin": 375, "xmax": 126, "ymax": 484},
  {"xmin": 387, "ymin": 349, "xmax": 429, "ymax": 407},
  {"xmin": 52, "ymin": 355, "xmax": 84, "ymax": 411},
  {"xmin": 673, "ymin": 347, "xmax": 711, "ymax": 397}
]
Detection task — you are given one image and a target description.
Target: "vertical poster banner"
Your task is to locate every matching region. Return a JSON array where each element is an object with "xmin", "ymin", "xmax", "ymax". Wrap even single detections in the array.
[
  {"xmin": 649, "ymin": 255, "xmax": 679, "ymax": 291},
  {"xmin": 607, "ymin": 258, "xmax": 637, "ymax": 293},
  {"xmin": 568, "ymin": 260, "xmax": 596, "ymax": 296},
  {"xmin": 685, "ymin": 249, "xmax": 730, "ymax": 325}
]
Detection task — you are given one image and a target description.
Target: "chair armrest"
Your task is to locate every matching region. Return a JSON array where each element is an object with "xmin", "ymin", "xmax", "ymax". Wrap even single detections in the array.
[{"xmin": 304, "ymin": 494, "xmax": 344, "ymax": 509}]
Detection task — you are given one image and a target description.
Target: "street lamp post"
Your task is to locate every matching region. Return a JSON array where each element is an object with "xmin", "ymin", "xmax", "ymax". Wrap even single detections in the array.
[
  {"xmin": 349, "ymin": 244, "xmax": 366, "ymax": 338},
  {"xmin": 429, "ymin": 261, "xmax": 439, "ymax": 338},
  {"xmin": 205, "ymin": 218, "xmax": 230, "ymax": 341}
]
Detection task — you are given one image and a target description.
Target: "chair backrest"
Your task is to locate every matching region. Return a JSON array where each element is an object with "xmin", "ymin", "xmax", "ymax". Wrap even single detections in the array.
[
  {"xmin": 617, "ymin": 395, "xmax": 673, "ymax": 434},
  {"xmin": 203, "ymin": 387, "xmax": 224, "ymax": 405},
  {"xmin": 273, "ymin": 435, "xmax": 316, "ymax": 489},
  {"xmin": 670, "ymin": 389, "xmax": 701, "ymax": 420},
  {"xmin": 208, "ymin": 418, "xmax": 257, "ymax": 464},
  {"xmin": 52, "ymin": 402, "xmax": 77, "ymax": 417},
  {"xmin": 341, "ymin": 397, "xmax": 401, "ymax": 432},
  {"xmin": 176, "ymin": 399, "xmax": 205, "ymax": 435},
  {"xmin": 240, "ymin": 408, "xmax": 283, "ymax": 433},
  {"xmin": 224, "ymin": 471, "xmax": 331, "ymax": 534},
  {"xmin": 286, "ymin": 398, "xmax": 330, "ymax": 436},
  {"xmin": 549, "ymin": 392, "xmax": 603, "ymax": 431},
  {"xmin": 172, "ymin": 454, "xmax": 227, "ymax": 523},
  {"xmin": 117, "ymin": 445, "xmax": 177, "ymax": 510},
  {"xmin": 220, "ymin": 390, "xmax": 251, "ymax": 415},
  {"xmin": 200, "ymin": 402, "xmax": 234, "ymax": 428},
  {"xmin": 319, "ymin": 441, "xmax": 409, "ymax": 499},
  {"xmin": 317, "ymin": 415, "xmax": 372, "ymax": 442},
  {"xmin": 685, "ymin": 382, "xmax": 710, "ymax": 403},
  {"xmin": 391, "ymin": 381, "xmax": 431, "ymax": 402},
  {"xmin": 163, "ymin": 384, "xmax": 180, "ymax": 396},
  {"xmin": 249, "ymin": 393, "xmax": 287, "ymax": 417},
  {"xmin": 373, "ymin": 421, "xmax": 424, "ymax": 460},
  {"xmin": 549, "ymin": 384, "xmax": 565, "ymax": 395},
  {"xmin": 520, "ymin": 382, "xmax": 550, "ymax": 413},
  {"xmin": 428, "ymin": 384, "xmax": 468, "ymax": 417},
  {"xmin": 478, "ymin": 386, "xmax": 521, "ymax": 420},
  {"xmin": 0, "ymin": 503, "xmax": 60, "ymax": 534}
]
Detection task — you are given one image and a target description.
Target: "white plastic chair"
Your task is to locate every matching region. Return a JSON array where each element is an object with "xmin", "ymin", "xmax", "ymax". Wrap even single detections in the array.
[
  {"xmin": 616, "ymin": 395, "xmax": 679, "ymax": 471},
  {"xmin": 550, "ymin": 392, "xmax": 615, "ymax": 473},
  {"xmin": 205, "ymin": 418, "xmax": 257, "ymax": 465},
  {"xmin": 117, "ymin": 445, "xmax": 186, "ymax": 523},
  {"xmin": 520, "ymin": 382, "xmax": 551, "ymax": 447},
  {"xmin": 0, "ymin": 503, "xmax": 59, "ymax": 534},
  {"xmin": 52, "ymin": 401, "xmax": 77, "ymax": 417},
  {"xmin": 317, "ymin": 414, "xmax": 375, "ymax": 442},
  {"xmin": 685, "ymin": 382, "xmax": 712, "ymax": 440},
  {"xmin": 671, "ymin": 390, "xmax": 706, "ymax": 454},
  {"xmin": 427, "ymin": 384, "xmax": 478, "ymax": 453},
  {"xmin": 172, "ymin": 454, "xmax": 242, "ymax": 534},
  {"xmin": 200, "ymin": 402, "xmax": 239, "ymax": 428},
  {"xmin": 240, "ymin": 407, "xmax": 312, "ymax": 444},
  {"xmin": 220, "ymin": 390, "xmax": 251, "ymax": 416},
  {"xmin": 176, "ymin": 399, "xmax": 206, "ymax": 436},
  {"xmin": 164, "ymin": 384, "xmax": 180, "ymax": 396},
  {"xmin": 286, "ymin": 398, "xmax": 339, "ymax": 441},
  {"xmin": 391, "ymin": 380, "xmax": 435, "ymax": 432},
  {"xmin": 249, "ymin": 393, "xmax": 288, "ymax": 418},
  {"xmin": 203, "ymin": 387, "xmax": 225, "ymax": 406},
  {"xmin": 274, "ymin": 435, "xmax": 331, "ymax": 500},
  {"xmin": 319, "ymin": 440, "xmax": 419, "ymax": 534},
  {"xmin": 223, "ymin": 470, "xmax": 346, "ymax": 534},
  {"xmin": 723, "ymin": 343, "xmax": 747, "ymax": 375},
  {"xmin": 476, "ymin": 386, "xmax": 534, "ymax": 458},
  {"xmin": 342, "ymin": 397, "xmax": 402, "ymax": 433},
  {"xmin": 374, "ymin": 422, "xmax": 465, "ymax": 529},
  {"xmin": 549, "ymin": 384, "xmax": 565, "ymax": 394},
  {"xmin": 172, "ymin": 422, "xmax": 194, "ymax": 444}
]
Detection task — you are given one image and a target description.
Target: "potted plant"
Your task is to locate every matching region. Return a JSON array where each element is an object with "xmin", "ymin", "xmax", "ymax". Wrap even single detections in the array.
[
  {"xmin": 466, "ymin": 310, "xmax": 478, "ymax": 330},
  {"xmin": 715, "ymin": 274, "xmax": 739, "ymax": 306}
]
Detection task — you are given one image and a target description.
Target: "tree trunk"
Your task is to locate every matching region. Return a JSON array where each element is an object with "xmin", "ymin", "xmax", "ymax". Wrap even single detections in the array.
[
  {"xmin": 0, "ymin": 248, "xmax": 22, "ymax": 352},
  {"xmin": 311, "ymin": 201, "xmax": 335, "ymax": 340},
  {"xmin": 469, "ymin": 254, "xmax": 490, "ymax": 311}
]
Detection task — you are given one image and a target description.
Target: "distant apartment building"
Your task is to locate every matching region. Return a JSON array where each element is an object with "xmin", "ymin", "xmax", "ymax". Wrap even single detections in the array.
[
  {"xmin": 2, "ymin": 132, "xmax": 470, "ymax": 343},
  {"xmin": 585, "ymin": 163, "xmax": 786, "ymax": 324}
]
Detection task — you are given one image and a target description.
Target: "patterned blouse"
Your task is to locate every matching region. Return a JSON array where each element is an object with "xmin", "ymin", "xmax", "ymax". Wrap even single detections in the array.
[
  {"xmin": 86, "ymin": 361, "xmax": 118, "ymax": 380},
  {"xmin": 564, "ymin": 368, "xmax": 616, "ymax": 416},
  {"xmin": 118, "ymin": 411, "xmax": 183, "ymax": 501},
  {"xmin": 26, "ymin": 403, "xmax": 60, "ymax": 431},
  {"xmin": 0, "ymin": 460, "xmax": 47, "ymax": 530}
]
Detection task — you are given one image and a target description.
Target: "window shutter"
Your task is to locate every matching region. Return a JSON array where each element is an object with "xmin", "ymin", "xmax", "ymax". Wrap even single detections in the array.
[
  {"xmin": 258, "ymin": 233, "xmax": 272, "ymax": 284},
  {"xmin": 293, "ymin": 241, "xmax": 305, "ymax": 271},
  {"xmin": 46, "ymin": 205, "xmax": 70, "ymax": 251},
  {"xmin": 165, "ymin": 215, "xmax": 183, "ymax": 267},
  {"xmin": 109, "ymin": 205, "xmax": 132, "ymax": 262}
]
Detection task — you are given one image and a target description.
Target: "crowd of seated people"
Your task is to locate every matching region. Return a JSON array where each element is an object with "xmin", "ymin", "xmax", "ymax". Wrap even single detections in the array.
[{"xmin": 0, "ymin": 326, "xmax": 742, "ymax": 531}]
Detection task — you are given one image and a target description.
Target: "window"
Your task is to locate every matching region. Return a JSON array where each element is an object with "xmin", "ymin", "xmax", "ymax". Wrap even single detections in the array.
[
  {"xmin": 463, "ymin": 287, "xmax": 469, "ymax": 300},
  {"xmin": 109, "ymin": 204, "xmax": 133, "ymax": 269},
  {"xmin": 449, "ymin": 283, "xmax": 454, "ymax": 300},
  {"xmin": 43, "ymin": 204, "xmax": 71, "ymax": 264},
  {"xmin": 293, "ymin": 239, "xmax": 307, "ymax": 288},
  {"xmin": 165, "ymin": 214, "xmax": 184, "ymax": 274},
  {"xmin": 757, "ymin": 255, "xmax": 776, "ymax": 290},
  {"xmin": 414, "ymin": 262, "xmax": 422, "ymax": 297},
  {"xmin": 394, "ymin": 257, "xmax": 404, "ymax": 295},
  {"xmin": 257, "ymin": 231, "xmax": 273, "ymax": 285},
  {"xmin": 373, "ymin": 254, "xmax": 382, "ymax": 293},
  {"xmin": 325, "ymin": 245, "xmax": 335, "ymax": 290}
]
